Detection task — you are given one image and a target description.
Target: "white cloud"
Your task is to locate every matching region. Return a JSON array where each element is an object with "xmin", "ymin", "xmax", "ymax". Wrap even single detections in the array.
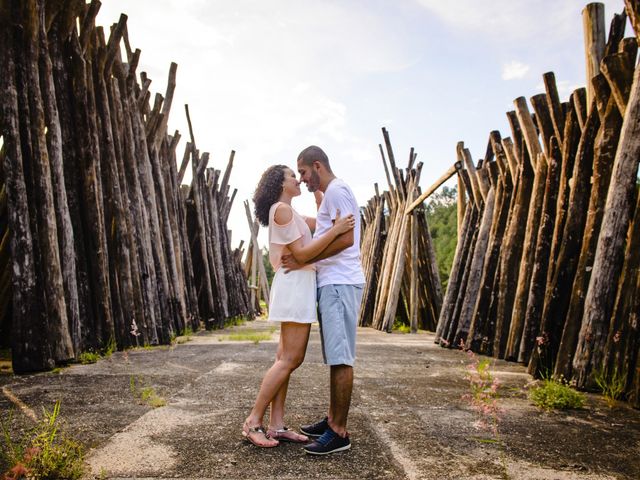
[
  {"xmin": 414, "ymin": 0, "xmax": 578, "ymax": 43},
  {"xmin": 502, "ymin": 61, "xmax": 530, "ymax": 80}
]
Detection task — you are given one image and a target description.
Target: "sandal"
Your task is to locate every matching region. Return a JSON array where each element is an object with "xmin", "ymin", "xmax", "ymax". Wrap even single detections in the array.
[
  {"xmin": 242, "ymin": 422, "xmax": 279, "ymax": 448},
  {"xmin": 267, "ymin": 426, "xmax": 309, "ymax": 443}
]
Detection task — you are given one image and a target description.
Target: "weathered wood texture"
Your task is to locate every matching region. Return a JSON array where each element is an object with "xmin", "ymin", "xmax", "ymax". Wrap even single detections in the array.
[
  {"xmin": 0, "ymin": 1, "xmax": 252, "ymax": 372},
  {"xmin": 436, "ymin": 3, "xmax": 640, "ymax": 404},
  {"xmin": 360, "ymin": 129, "xmax": 442, "ymax": 332}
]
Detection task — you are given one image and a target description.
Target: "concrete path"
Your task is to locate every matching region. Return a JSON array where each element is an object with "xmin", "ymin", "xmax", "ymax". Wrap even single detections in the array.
[{"xmin": 1, "ymin": 318, "xmax": 639, "ymax": 479}]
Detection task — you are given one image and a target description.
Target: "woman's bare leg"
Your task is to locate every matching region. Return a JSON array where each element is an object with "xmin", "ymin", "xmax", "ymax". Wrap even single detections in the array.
[{"xmin": 245, "ymin": 322, "xmax": 310, "ymax": 429}]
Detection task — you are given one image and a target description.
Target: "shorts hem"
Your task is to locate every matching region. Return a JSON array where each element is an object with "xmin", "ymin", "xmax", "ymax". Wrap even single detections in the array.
[{"xmin": 324, "ymin": 359, "xmax": 355, "ymax": 367}]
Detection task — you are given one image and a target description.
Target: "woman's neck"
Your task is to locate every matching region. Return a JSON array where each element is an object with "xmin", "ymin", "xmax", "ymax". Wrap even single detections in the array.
[{"xmin": 278, "ymin": 193, "xmax": 293, "ymax": 205}]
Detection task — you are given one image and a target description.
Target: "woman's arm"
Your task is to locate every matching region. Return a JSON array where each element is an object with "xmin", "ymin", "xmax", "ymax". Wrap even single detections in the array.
[
  {"xmin": 274, "ymin": 204, "xmax": 353, "ymax": 264},
  {"xmin": 303, "ymin": 215, "xmax": 316, "ymax": 232}
]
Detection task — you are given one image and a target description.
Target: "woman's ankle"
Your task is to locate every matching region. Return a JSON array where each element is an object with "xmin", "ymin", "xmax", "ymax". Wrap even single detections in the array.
[{"xmin": 245, "ymin": 415, "xmax": 262, "ymax": 427}]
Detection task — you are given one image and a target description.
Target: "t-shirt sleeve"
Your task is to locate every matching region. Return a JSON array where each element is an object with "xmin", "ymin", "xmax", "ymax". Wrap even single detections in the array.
[
  {"xmin": 324, "ymin": 186, "xmax": 356, "ymax": 221},
  {"xmin": 270, "ymin": 216, "xmax": 302, "ymax": 245}
]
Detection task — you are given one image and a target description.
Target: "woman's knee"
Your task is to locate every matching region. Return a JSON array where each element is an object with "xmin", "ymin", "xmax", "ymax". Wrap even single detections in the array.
[{"xmin": 278, "ymin": 354, "xmax": 305, "ymax": 372}]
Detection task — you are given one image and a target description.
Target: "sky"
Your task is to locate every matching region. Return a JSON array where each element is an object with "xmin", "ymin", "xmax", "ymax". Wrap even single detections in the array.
[{"xmin": 95, "ymin": 0, "xmax": 627, "ymax": 250}]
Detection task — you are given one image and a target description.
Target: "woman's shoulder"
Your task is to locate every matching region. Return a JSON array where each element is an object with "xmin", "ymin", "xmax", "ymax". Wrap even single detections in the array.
[{"xmin": 272, "ymin": 202, "xmax": 294, "ymax": 226}]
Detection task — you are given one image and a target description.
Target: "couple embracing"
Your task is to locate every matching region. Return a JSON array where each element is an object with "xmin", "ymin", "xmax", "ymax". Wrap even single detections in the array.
[{"xmin": 242, "ymin": 146, "xmax": 364, "ymax": 455}]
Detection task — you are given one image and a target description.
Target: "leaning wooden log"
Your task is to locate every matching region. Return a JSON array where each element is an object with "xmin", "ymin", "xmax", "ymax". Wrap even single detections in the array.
[
  {"xmin": 405, "ymin": 161, "xmax": 461, "ymax": 214},
  {"xmin": 458, "ymin": 143, "xmax": 484, "ymax": 206},
  {"xmin": 185, "ymin": 107, "xmax": 215, "ymax": 324},
  {"xmin": 72, "ymin": 9, "xmax": 117, "ymax": 349},
  {"xmin": 505, "ymin": 152, "xmax": 548, "ymax": 361},
  {"xmin": 434, "ymin": 166, "xmax": 476, "ymax": 338},
  {"xmin": 582, "ymin": 2, "xmax": 606, "ymax": 108},
  {"xmin": 601, "ymin": 39, "xmax": 638, "ymax": 118},
  {"xmin": 453, "ymin": 185, "xmax": 495, "ymax": 346},
  {"xmin": 467, "ymin": 145, "xmax": 514, "ymax": 353},
  {"xmin": 38, "ymin": 0, "xmax": 81, "ymax": 358},
  {"xmin": 625, "ymin": 0, "xmax": 640, "ymax": 44},
  {"xmin": 601, "ymin": 189, "xmax": 640, "ymax": 399},
  {"xmin": 243, "ymin": 200, "xmax": 269, "ymax": 309},
  {"xmin": 547, "ymin": 92, "xmax": 583, "ymax": 281},
  {"xmin": 493, "ymin": 105, "xmax": 535, "ymax": 359},
  {"xmin": 359, "ymin": 191, "xmax": 385, "ymax": 327},
  {"xmin": 372, "ymin": 190, "xmax": 404, "ymax": 329},
  {"xmin": 111, "ymin": 63, "xmax": 160, "ymax": 345},
  {"xmin": 442, "ymin": 207, "xmax": 478, "ymax": 346},
  {"xmin": 381, "ymin": 170, "xmax": 420, "ymax": 332},
  {"xmin": 435, "ymin": 197, "xmax": 478, "ymax": 343},
  {"xmin": 543, "ymin": 72, "xmax": 566, "ymax": 144},
  {"xmin": 554, "ymin": 81, "xmax": 624, "ymax": 380},
  {"xmin": 94, "ymin": 25, "xmax": 136, "ymax": 348},
  {"xmin": 518, "ymin": 139, "xmax": 561, "ymax": 364},
  {"xmin": 22, "ymin": 0, "xmax": 74, "ymax": 362},
  {"xmin": 528, "ymin": 91, "xmax": 601, "ymax": 377},
  {"xmin": 0, "ymin": 4, "xmax": 52, "ymax": 372},
  {"xmin": 572, "ymin": 62, "xmax": 640, "ymax": 389}
]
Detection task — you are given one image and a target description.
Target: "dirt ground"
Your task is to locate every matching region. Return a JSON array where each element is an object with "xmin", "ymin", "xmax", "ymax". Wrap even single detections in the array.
[{"xmin": 1, "ymin": 318, "xmax": 639, "ymax": 480}]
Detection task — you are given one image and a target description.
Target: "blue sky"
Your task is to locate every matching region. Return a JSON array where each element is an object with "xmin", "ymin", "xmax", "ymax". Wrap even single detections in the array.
[{"xmin": 96, "ymin": 0, "xmax": 626, "ymax": 248}]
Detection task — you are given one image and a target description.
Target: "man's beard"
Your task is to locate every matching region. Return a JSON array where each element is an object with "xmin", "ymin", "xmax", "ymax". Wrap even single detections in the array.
[{"xmin": 306, "ymin": 170, "xmax": 321, "ymax": 192}]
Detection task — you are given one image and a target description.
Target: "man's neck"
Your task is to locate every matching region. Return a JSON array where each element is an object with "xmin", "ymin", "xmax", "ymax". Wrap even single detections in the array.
[{"xmin": 319, "ymin": 174, "xmax": 337, "ymax": 193}]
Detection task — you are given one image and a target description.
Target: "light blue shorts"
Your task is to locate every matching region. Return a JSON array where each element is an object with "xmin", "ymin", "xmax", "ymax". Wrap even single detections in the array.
[{"xmin": 317, "ymin": 284, "xmax": 364, "ymax": 366}]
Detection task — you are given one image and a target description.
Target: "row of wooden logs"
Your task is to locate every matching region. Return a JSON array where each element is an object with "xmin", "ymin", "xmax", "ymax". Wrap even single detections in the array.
[
  {"xmin": 0, "ymin": 0, "xmax": 254, "ymax": 373},
  {"xmin": 435, "ymin": 2, "xmax": 640, "ymax": 406},
  {"xmin": 358, "ymin": 128, "xmax": 443, "ymax": 332}
]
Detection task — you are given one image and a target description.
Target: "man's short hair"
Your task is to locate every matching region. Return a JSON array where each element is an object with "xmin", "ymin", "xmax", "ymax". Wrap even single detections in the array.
[{"xmin": 297, "ymin": 145, "xmax": 332, "ymax": 172}]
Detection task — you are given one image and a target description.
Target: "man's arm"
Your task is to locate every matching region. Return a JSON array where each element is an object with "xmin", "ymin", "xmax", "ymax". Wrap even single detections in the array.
[
  {"xmin": 281, "ymin": 228, "xmax": 353, "ymax": 272},
  {"xmin": 307, "ymin": 228, "xmax": 354, "ymax": 262}
]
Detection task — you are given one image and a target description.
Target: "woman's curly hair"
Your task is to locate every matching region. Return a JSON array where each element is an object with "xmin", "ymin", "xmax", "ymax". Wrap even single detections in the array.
[{"xmin": 253, "ymin": 165, "xmax": 288, "ymax": 226}]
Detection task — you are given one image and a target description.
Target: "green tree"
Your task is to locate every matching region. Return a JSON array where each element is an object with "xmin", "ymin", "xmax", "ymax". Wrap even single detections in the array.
[{"xmin": 425, "ymin": 185, "xmax": 458, "ymax": 291}]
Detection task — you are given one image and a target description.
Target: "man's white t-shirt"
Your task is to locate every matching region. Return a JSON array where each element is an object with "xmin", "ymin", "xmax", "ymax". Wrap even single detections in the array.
[{"xmin": 313, "ymin": 178, "xmax": 365, "ymax": 288}]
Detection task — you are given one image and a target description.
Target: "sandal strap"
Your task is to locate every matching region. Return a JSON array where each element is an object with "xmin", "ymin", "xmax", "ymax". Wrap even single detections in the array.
[{"xmin": 270, "ymin": 426, "xmax": 290, "ymax": 434}]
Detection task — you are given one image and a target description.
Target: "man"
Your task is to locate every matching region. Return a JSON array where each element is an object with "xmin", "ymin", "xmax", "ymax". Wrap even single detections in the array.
[{"xmin": 284, "ymin": 145, "xmax": 365, "ymax": 455}]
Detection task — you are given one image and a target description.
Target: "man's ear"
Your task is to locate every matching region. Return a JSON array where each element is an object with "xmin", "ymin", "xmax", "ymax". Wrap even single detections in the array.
[{"xmin": 312, "ymin": 160, "xmax": 322, "ymax": 172}]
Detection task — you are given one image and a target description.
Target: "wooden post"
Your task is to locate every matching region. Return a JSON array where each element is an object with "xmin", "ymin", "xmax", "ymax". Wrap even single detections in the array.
[
  {"xmin": 554, "ymin": 88, "xmax": 624, "ymax": 380},
  {"xmin": 572, "ymin": 62, "xmax": 640, "ymax": 389},
  {"xmin": 518, "ymin": 139, "xmax": 561, "ymax": 364},
  {"xmin": 0, "ymin": 4, "xmax": 52, "ymax": 372},
  {"xmin": 457, "ymin": 172, "xmax": 466, "ymax": 239},
  {"xmin": 528, "ymin": 94, "xmax": 601, "ymax": 377},
  {"xmin": 583, "ymin": 2, "xmax": 606, "ymax": 109}
]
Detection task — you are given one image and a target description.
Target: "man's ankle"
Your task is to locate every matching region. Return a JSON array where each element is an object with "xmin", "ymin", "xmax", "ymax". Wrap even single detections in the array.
[{"xmin": 327, "ymin": 419, "xmax": 348, "ymax": 437}]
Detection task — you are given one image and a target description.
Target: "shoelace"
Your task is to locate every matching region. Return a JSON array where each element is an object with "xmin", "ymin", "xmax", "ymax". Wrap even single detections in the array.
[{"xmin": 316, "ymin": 428, "xmax": 337, "ymax": 446}]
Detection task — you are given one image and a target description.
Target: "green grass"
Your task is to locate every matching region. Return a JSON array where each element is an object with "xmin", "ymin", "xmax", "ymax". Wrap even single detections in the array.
[
  {"xmin": 529, "ymin": 378, "xmax": 586, "ymax": 411},
  {"xmin": 102, "ymin": 336, "xmax": 117, "ymax": 358},
  {"xmin": 219, "ymin": 328, "xmax": 276, "ymax": 344},
  {"xmin": 130, "ymin": 377, "xmax": 166, "ymax": 408},
  {"xmin": 78, "ymin": 352, "xmax": 100, "ymax": 365},
  {"xmin": 0, "ymin": 401, "xmax": 85, "ymax": 479},
  {"xmin": 172, "ymin": 326, "xmax": 195, "ymax": 345},
  {"xmin": 392, "ymin": 319, "xmax": 411, "ymax": 334},
  {"xmin": 595, "ymin": 366, "xmax": 627, "ymax": 408},
  {"xmin": 224, "ymin": 316, "xmax": 248, "ymax": 328}
]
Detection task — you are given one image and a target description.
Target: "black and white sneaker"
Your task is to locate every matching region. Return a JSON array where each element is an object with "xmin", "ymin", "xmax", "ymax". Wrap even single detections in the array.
[
  {"xmin": 300, "ymin": 416, "xmax": 329, "ymax": 439},
  {"xmin": 303, "ymin": 427, "xmax": 351, "ymax": 455}
]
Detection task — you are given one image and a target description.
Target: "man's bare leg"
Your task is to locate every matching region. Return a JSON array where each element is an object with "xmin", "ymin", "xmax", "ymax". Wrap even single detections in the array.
[{"xmin": 327, "ymin": 364, "xmax": 353, "ymax": 437}]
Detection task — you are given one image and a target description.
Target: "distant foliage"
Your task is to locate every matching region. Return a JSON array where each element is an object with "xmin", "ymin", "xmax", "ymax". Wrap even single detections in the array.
[{"xmin": 425, "ymin": 186, "xmax": 458, "ymax": 291}]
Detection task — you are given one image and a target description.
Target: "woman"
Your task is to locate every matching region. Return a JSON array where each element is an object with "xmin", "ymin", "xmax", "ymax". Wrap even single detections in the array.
[{"xmin": 242, "ymin": 164, "xmax": 354, "ymax": 448}]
